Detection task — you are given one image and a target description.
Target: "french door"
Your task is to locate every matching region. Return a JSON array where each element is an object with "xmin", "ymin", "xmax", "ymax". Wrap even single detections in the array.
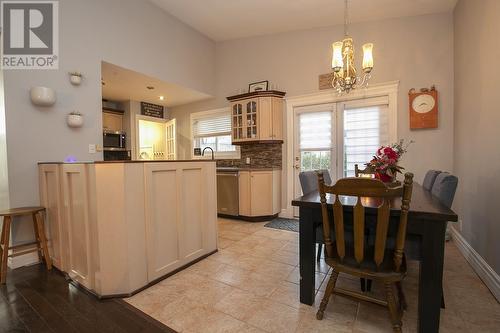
[{"xmin": 292, "ymin": 96, "xmax": 390, "ymax": 217}]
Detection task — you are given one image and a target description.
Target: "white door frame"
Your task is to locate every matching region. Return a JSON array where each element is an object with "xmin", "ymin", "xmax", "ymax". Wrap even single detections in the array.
[{"xmin": 281, "ymin": 81, "xmax": 399, "ymax": 218}]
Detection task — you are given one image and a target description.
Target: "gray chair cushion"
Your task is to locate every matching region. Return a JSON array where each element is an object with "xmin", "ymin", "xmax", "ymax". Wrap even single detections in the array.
[
  {"xmin": 431, "ymin": 172, "xmax": 458, "ymax": 208},
  {"xmin": 422, "ymin": 170, "xmax": 441, "ymax": 191},
  {"xmin": 299, "ymin": 170, "xmax": 332, "ymax": 195},
  {"xmin": 298, "ymin": 170, "xmax": 332, "ymax": 246}
]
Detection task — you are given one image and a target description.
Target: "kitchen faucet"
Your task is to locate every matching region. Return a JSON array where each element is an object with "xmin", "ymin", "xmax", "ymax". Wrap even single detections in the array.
[{"xmin": 202, "ymin": 147, "xmax": 214, "ymax": 160}]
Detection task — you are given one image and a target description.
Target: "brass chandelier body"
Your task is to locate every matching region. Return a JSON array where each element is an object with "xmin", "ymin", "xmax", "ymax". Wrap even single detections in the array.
[{"xmin": 331, "ymin": 0, "xmax": 373, "ymax": 93}]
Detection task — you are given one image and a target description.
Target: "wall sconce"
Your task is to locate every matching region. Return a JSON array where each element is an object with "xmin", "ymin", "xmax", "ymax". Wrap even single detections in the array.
[
  {"xmin": 69, "ymin": 72, "xmax": 83, "ymax": 86},
  {"xmin": 30, "ymin": 86, "xmax": 56, "ymax": 106},
  {"xmin": 67, "ymin": 111, "xmax": 84, "ymax": 128}
]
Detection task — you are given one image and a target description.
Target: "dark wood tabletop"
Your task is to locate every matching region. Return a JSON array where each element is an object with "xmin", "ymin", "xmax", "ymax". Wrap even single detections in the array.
[{"xmin": 292, "ymin": 182, "xmax": 458, "ymax": 222}]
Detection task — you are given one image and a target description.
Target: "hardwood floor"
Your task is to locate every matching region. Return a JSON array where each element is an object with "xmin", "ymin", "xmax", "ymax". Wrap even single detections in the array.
[{"xmin": 0, "ymin": 264, "xmax": 175, "ymax": 333}]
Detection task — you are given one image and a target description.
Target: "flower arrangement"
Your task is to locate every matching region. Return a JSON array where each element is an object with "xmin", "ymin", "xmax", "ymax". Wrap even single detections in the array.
[{"xmin": 365, "ymin": 139, "xmax": 414, "ymax": 182}]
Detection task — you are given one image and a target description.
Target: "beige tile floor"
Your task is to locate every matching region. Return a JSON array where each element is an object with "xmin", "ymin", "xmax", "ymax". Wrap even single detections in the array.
[{"xmin": 125, "ymin": 218, "xmax": 500, "ymax": 333}]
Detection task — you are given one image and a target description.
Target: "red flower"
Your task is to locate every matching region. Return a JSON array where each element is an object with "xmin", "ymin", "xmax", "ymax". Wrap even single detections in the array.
[
  {"xmin": 375, "ymin": 172, "xmax": 393, "ymax": 182},
  {"xmin": 383, "ymin": 147, "xmax": 398, "ymax": 160}
]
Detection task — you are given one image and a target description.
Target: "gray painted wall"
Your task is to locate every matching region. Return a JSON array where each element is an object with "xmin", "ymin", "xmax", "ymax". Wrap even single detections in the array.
[
  {"xmin": 453, "ymin": 0, "xmax": 500, "ymax": 274},
  {"xmin": 171, "ymin": 12, "xmax": 455, "ymax": 185},
  {"xmin": 3, "ymin": 0, "xmax": 215, "ymax": 245}
]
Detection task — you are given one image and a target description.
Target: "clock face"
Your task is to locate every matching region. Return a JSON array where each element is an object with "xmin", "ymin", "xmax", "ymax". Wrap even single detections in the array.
[{"xmin": 412, "ymin": 94, "xmax": 435, "ymax": 113}]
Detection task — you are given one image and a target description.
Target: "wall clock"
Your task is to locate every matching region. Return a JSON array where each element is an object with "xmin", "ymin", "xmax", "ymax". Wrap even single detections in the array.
[{"xmin": 409, "ymin": 86, "xmax": 438, "ymax": 129}]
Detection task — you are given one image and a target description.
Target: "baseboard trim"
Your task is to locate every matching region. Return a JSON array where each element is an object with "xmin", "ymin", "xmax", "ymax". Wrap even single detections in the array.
[
  {"xmin": 450, "ymin": 227, "xmax": 500, "ymax": 302},
  {"xmin": 8, "ymin": 252, "xmax": 40, "ymax": 269}
]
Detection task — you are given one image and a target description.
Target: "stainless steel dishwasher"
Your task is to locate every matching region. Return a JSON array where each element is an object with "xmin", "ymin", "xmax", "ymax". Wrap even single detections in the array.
[{"xmin": 217, "ymin": 168, "xmax": 239, "ymax": 217}]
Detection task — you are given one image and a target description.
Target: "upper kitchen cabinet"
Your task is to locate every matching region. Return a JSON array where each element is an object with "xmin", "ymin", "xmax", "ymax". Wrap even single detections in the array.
[
  {"xmin": 102, "ymin": 107, "xmax": 124, "ymax": 132},
  {"xmin": 227, "ymin": 90, "xmax": 285, "ymax": 144}
]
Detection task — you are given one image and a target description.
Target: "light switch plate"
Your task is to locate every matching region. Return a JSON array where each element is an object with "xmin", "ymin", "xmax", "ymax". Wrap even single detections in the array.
[
  {"xmin": 246, "ymin": 157, "xmax": 250, "ymax": 164},
  {"xmin": 88, "ymin": 144, "xmax": 96, "ymax": 154}
]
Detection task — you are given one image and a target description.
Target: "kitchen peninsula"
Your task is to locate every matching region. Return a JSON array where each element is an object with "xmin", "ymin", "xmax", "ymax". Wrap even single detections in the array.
[{"xmin": 38, "ymin": 160, "xmax": 217, "ymax": 297}]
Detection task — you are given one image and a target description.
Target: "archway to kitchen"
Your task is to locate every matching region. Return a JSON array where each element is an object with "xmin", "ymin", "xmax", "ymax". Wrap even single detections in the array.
[{"xmin": 100, "ymin": 61, "xmax": 211, "ymax": 161}]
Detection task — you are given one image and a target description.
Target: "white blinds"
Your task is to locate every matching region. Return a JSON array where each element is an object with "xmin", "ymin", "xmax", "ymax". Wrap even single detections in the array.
[
  {"xmin": 192, "ymin": 112, "xmax": 231, "ymax": 138},
  {"xmin": 299, "ymin": 111, "xmax": 332, "ymax": 150},
  {"xmin": 343, "ymin": 104, "xmax": 389, "ymax": 176}
]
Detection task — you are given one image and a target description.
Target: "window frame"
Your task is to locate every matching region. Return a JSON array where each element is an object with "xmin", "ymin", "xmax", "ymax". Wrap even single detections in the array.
[{"xmin": 190, "ymin": 108, "xmax": 241, "ymax": 160}]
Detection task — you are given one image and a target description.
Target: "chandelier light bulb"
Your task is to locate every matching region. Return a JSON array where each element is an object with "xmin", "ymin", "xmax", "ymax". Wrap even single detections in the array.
[
  {"xmin": 362, "ymin": 43, "xmax": 374, "ymax": 73},
  {"xmin": 331, "ymin": 41, "xmax": 344, "ymax": 71}
]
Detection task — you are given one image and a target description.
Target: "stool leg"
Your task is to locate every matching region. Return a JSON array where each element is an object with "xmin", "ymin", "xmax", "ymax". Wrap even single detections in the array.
[
  {"xmin": 31, "ymin": 214, "xmax": 42, "ymax": 262},
  {"xmin": 1, "ymin": 216, "xmax": 11, "ymax": 284},
  {"xmin": 0, "ymin": 218, "xmax": 5, "ymax": 259},
  {"xmin": 34, "ymin": 212, "xmax": 52, "ymax": 270}
]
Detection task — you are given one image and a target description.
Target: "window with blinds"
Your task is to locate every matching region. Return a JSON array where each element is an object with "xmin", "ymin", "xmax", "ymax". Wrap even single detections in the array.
[
  {"xmin": 343, "ymin": 104, "xmax": 389, "ymax": 177},
  {"xmin": 191, "ymin": 110, "xmax": 238, "ymax": 158}
]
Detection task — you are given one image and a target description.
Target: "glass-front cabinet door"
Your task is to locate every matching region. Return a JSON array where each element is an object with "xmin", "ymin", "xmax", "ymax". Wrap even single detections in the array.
[
  {"xmin": 245, "ymin": 99, "xmax": 258, "ymax": 140},
  {"xmin": 232, "ymin": 102, "xmax": 244, "ymax": 142}
]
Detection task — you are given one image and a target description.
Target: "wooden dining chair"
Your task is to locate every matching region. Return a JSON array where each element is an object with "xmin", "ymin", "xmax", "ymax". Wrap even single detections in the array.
[
  {"xmin": 316, "ymin": 172, "xmax": 414, "ymax": 333},
  {"xmin": 354, "ymin": 163, "xmax": 376, "ymax": 292},
  {"xmin": 354, "ymin": 164, "xmax": 375, "ymax": 177}
]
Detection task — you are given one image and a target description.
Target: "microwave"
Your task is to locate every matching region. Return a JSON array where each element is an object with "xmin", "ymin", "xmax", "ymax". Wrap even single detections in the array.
[{"xmin": 103, "ymin": 130, "xmax": 126, "ymax": 150}]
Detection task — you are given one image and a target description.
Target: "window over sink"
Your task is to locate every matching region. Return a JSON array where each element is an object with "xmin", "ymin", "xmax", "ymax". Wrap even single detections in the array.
[{"xmin": 191, "ymin": 108, "xmax": 240, "ymax": 159}]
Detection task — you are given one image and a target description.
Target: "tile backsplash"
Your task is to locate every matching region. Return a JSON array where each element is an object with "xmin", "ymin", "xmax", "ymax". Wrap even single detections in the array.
[{"xmin": 217, "ymin": 143, "xmax": 282, "ymax": 169}]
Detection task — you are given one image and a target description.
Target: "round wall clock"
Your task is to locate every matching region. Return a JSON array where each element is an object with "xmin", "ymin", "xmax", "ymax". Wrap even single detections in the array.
[{"xmin": 409, "ymin": 87, "xmax": 438, "ymax": 129}]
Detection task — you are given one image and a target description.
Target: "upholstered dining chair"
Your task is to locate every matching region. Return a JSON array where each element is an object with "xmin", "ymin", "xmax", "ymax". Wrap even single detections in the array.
[
  {"xmin": 431, "ymin": 172, "xmax": 458, "ymax": 209},
  {"xmin": 422, "ymin": 170, "xmax": 441, "ymax": 191},
  {"xmin": 316, "ymin": 173, "xmax": 414, "ymax": 333},
  {"xmin": 299, "ymin": 170, "xmax": 332, "ymax": 262}
]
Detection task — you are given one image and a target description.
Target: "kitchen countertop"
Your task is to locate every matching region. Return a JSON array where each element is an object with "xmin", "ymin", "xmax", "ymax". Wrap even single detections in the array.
[
  {"xmin": 217, "ymin": 167, "xmax": 282, "ymax": 172},
  {"xmin": 38, "ymin": 160, "xmax": 217, "ymax": 164}
]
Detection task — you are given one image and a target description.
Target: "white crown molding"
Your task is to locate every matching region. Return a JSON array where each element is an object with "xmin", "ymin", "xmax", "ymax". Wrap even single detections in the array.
[{"xmin": 450, "ymin": 226, "xmax": 500, "ymax": 302}]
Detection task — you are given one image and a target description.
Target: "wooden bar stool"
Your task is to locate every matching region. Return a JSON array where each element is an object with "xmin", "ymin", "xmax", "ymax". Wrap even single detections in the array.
[{"xmin": 0, "ymin": 207, "xmax": 52, "ymax": 284}]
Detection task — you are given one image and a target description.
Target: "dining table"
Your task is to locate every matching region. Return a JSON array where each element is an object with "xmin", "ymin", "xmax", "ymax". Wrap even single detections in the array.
[{"xmin": 291, "ymin": 182, "xmax": 458, "ymax": 333}]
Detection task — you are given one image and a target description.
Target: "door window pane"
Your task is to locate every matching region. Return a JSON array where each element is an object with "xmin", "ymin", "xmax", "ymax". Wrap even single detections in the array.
[
  {"xmin": 300, "ymin": 151, "xmax": 331, "ymax": 172},
  {"xmin": 343, "ymin": 105, "xmax": 389, "ymax": 177}
]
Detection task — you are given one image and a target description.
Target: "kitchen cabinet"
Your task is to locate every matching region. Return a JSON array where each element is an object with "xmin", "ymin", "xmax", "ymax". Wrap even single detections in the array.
[
  {"xmin": 238, "ymin": 170, "xmax": 281, "ymax": 219},
  {"xmin": 103, "ymin": 110, "xmax": 123, "ymax": 132},
  {"xmin": 143, "ymin": 162, "xmax": 216, "ymax": 281},
  {"xmin": 38, "ymin": 164, "xmax": 65, "ymax": 271},
  {"xmin": 61, "ymin": 164, "xmax": 93, "ymax": 289},
  {"xmin": 38, "ymin": 160, "xmax": 217, "ymax": 297},
  {"xmin": 227, "ymin": 91, "xmax": 285, "ymax": 144}
]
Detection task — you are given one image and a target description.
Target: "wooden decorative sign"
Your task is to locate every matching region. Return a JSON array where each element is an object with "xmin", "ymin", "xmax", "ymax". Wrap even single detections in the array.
[
  {"xmin": 141, "ymin": 102, "xmax": 164, "ymax": 118},
  {"xmin": 319, "ymin": 73, "xmax": 335, "ymax": 90},
  {"xmin": 409, "ymin": 86, "xmax": 438, "ymax": 129}
]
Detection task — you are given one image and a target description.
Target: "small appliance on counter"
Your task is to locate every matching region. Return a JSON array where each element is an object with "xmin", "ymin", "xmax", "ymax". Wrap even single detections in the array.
[
  {"xmin": 103, "ymin": 130, "xmax": 130, "ymax": 160},
  {"xmin": 103, "ymin": 129, "xmax": 126, "ymax": 150}
]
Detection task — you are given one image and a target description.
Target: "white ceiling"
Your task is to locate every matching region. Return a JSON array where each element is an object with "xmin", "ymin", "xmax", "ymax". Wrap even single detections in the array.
[
  {"xmin": 150, "ymin": 0, "xmax": 457, "ymax": 41},
  {"xmin": 101, "ymin": 62, "xmax": 210, "ymax": 107}
]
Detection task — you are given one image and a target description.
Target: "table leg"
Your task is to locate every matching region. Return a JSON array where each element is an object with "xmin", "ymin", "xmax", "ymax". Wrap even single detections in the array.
[
  {"xmin": 299, "ymin": 207, "xmax": 316, "ymax": 305},
  {"xmin": 418, "ymin": 220, "xmax": 446, "ymax": 333}
]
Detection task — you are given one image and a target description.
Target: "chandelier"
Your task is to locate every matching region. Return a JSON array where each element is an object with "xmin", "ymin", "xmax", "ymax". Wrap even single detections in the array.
[{"xmin": 331, "ymin": 0, "xmax": 374, "ymax": 93}]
